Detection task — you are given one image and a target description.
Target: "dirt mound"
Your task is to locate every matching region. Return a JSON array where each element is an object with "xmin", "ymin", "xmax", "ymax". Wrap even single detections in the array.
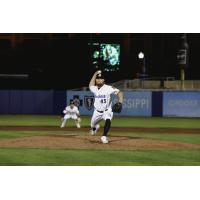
[
  {"xmin": 0, "ymin": 126, "xmax": 200, "ymax": 133},
  {"xmin": 0, "ymin": 135, "xmax": 199, "ymax": 150}
]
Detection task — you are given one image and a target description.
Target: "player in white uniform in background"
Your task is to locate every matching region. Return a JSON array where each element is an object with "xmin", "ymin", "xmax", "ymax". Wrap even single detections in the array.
[
  {"xmin": 89, "ymin": 70, "xmax": 123, "ymax": 143},
  {"xmin": 60, "ymin": 100, "xmax": 81, "ymax": 128}
]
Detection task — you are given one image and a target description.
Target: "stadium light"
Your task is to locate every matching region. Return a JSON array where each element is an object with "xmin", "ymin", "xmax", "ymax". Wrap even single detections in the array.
[
  {"xmin": 138, "ymin": 52, "xmax": 144, "ymax": 59},
  {"xmin": 138, "ymin": 52, "xmax": 146, "ymax": 74}
]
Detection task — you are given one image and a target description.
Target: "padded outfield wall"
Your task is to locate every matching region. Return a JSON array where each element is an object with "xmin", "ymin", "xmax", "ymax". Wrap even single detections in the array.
[
  {"xmin": 66, "ymin": 91, "xmax": 152, "ymax": 117},
  {"xmin": 0, "ymin": 90, "xmax": 200, "ymax": 117},
  {"xmin": 163, "ymin": 91, "xmax": 200, "ymax": 117},
  {"xmin": 0, "ymin": 90, "xmax": 66, "ymax": 115},
  {"xmin": 66, "ymin": 90, "xmax": 200, "ymax": 117}
]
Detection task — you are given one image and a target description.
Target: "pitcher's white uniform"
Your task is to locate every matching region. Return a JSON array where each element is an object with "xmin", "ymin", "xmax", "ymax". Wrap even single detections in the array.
[
  {"xmin": 60, "ymin": 105, "xmax": 80, "ymax": 128},
  {"xmin": 89, "ymin": 84, "xmax": 119, "ymax": 127}
]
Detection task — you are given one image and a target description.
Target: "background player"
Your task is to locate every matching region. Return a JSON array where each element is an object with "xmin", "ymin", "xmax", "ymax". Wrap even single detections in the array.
[
  {"xmin": 89, "ymin": 70, "xmax": 123, "ymax": 143},
  {"xmin": 60, "ymin": 100, "xmax": 81, "ymax": 128}
]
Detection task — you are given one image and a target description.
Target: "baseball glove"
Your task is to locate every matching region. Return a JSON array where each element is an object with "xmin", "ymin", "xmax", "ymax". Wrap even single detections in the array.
[{"xmin": 112, "ymin": 102, "xmax": 122, "ymax": 113}]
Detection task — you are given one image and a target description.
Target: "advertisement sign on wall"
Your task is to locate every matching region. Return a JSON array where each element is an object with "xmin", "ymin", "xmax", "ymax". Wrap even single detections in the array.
[
  {"xmin": 66, "ymin": 91, "xmax": 152, "ymax": 116},
  {"xmin": 163, "ymin": 92, "xmax": 200, "ymax": 117}
]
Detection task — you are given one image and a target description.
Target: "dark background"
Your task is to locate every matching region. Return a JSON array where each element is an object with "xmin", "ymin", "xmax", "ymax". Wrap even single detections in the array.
[{"xmin": 0, "ymin": 33, "xmax": 199, "ymax": 89}]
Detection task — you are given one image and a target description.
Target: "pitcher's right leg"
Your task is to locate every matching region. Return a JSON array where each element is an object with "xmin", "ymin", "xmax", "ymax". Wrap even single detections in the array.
[{"xmin": 90, "ymin": 110, "xmax": 102, "ymax": 135}]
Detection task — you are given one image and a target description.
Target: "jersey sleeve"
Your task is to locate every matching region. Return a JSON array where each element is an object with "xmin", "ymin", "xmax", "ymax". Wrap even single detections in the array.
[
  {"xmin": 109, "ymin": 86, "xmax": 120, "ymax": 95},
  {"xmin": 89, "ymin": 86, "xmax": 97, "ymax": 94},
  {"xmin": 75, "ymin": 107, "xmax": 80, "ymax": 115}
]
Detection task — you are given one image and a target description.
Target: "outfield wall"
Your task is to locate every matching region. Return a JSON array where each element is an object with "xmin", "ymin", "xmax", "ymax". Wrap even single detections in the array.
[
  {"xmin": 66, "ymin": 91, "xmax": 152, "ymax": 116},
  {"xmin": 163, "ymin": 92, "xmax": 200, "ymax": 117},
  {"xmin": 0, "ymin": 90, "xmax": 66, "ymax": 114},
  {"xmin": 0, "ymin": 90, "xmax": 200, "ymax": 117},
  {"xmin": 67, "ymin": 90, "xmax": 200, "ymax": 117}
]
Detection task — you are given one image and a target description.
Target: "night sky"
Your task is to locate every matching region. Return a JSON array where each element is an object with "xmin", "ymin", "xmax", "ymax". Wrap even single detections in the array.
[{"xmin": 0, "ymin": 33, "xmax": 199, "ymax": 89}]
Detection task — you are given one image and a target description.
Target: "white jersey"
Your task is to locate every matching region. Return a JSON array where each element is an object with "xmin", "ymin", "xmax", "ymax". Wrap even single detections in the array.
[
  {"xmin": 63, "ymin": 105, "xmax": 79, "ymax": 116},
  {"xmin": 89, "ymin": 84, "xmax": 119, "ymax": 111}
]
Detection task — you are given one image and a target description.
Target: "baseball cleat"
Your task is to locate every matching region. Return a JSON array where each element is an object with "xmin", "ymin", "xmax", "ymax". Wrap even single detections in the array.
[
  {"xmin": 90, "ymin": 124, "xmax": 100, "ymax": 135},
  {"xmin": 100, "ymin": 136, "xmax": 109, "ymax": 144}
]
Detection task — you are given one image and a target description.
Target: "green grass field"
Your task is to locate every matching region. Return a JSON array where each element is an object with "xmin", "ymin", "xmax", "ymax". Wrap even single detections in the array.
[
  {"xmin": 0, "ymin": 115, "xmax": 200, "ymax": 166},
  {"xmin": 0, "ymin": 114, "xmax": 200, "ymax": 128},
  {"xmin": 0, "ymin": 148, "xmax": 199, "ymax": 166}
]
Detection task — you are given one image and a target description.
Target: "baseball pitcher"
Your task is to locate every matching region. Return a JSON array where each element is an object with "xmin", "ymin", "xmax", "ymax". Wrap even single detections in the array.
[{"xmin": 89, "ymin": 70, "xmax": 123, "ymax": 143}]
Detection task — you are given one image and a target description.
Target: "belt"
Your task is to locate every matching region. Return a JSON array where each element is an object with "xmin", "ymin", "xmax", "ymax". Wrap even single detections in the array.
[{"xmin": 97, "ymin": 109, "xmax": 108, "ymax": 113}]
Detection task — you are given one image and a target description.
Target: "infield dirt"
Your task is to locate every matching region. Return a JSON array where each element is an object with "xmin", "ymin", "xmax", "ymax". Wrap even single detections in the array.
[{"xmin": 0, "ymin": 126, "xmax": 200, "ymax": 150}]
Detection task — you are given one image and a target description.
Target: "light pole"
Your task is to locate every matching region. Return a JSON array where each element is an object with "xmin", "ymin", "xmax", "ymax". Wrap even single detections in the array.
[
  {"xmin": 138, "ymin": 52, "xmax": 146, "ymax": 88},
  {"xmin": 177, "ymin": 33, "xmax": 189, "ymax": 90},
  {"xmin": 138, "ymin": 51, "xmax": 145, "ymax": 72}
]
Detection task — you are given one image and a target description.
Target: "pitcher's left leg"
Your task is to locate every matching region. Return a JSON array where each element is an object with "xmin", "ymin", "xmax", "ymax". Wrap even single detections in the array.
[{"xmin": 101, "ymin": 110, "xmax": 113, "ymax": 143}]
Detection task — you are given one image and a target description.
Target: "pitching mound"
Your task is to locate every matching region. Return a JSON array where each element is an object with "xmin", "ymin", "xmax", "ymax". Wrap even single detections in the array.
[
  {"xmin": 0, "ymin": 126, "xmax": 200, "ymax": 133},
  {"xmin": 0, "ymin": 135, "xmax": 199, "ymax": 150}
]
